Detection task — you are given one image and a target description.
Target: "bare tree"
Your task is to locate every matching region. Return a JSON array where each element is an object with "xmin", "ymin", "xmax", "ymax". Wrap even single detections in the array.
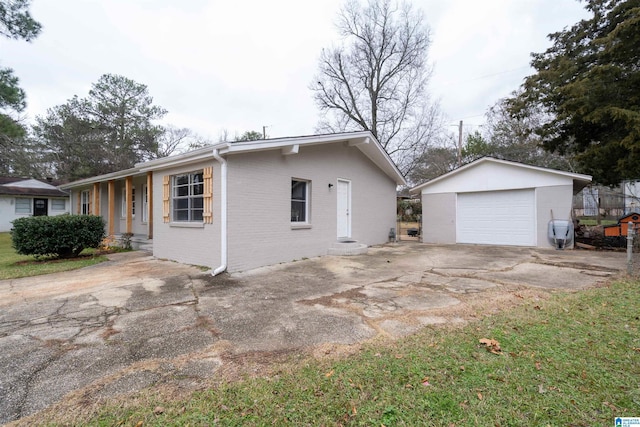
[
  {"xmin": 156, "ymin": 126, "xmax": 214, "ymax": 156},
  {"xmin": 480, "ymin": 94, "xmax": 575, "ymax": 171},
  {"xmin": 310, "ymin": 0, "xmax": 443, "ymax": 174},
  {"xmin": 406, "ymin": 133, "xmax": 458, "ymax": 184},
  {"xmin": 155, "ymin": 125, "xmax": 193, "ymax": 158}
]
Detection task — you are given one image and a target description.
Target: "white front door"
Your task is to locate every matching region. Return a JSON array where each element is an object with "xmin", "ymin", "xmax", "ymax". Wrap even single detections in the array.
[{"xmin": 337, "ymin": 179, "xmax": 351, "ymax": 239}]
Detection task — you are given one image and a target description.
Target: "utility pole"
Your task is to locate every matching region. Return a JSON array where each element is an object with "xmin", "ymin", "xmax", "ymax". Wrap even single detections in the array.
[
  {"xmin": 457, "ymin": 120, "xmax": 463, "ymax": 167},
  {"xmin": 262, "ymin": 125, "xmax": 269, "ymax": 139}
]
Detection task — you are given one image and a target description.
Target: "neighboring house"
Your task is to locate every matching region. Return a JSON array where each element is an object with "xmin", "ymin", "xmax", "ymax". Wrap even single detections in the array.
[
  {"xmin": 411, "ymin": 157, "xmax": 591, "ymax": 249},
  {"xmin": 61, "ymin": 131, "xmax": 406, "ymax": 272},
  {"xmin": 0, "ymin": 177, "xmax": 70, "ymax": 232}
]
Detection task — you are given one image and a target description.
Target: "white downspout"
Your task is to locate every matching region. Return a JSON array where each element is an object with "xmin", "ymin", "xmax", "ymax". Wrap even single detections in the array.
[{"xmin": 212, "ymin": 148, "xmax": 227, "ymax": 276}]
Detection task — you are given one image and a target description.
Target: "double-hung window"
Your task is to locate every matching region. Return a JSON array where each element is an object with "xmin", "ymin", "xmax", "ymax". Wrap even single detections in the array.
[
  {"xmin": 81, "ymin": 190, "xmax": 90, "ymax": 215},
  {"xmin": 172, "ymin": 171, "xmax": 204, "ymax": 222},
  {"xmin": 121, "ymin": 188, "xmax": 135, "ymax": 218},
  {"xmin": 291, "ymin": 179, "xmax": 309, "ymax": 223},
  {"xmin": 51, "ymin": 199, "xmax": 66, "ymax": 211},
  {"xmin": 15, "ymin": 198, "xmax": 31, "ymax": 214},
  {"xmin": 142, "ymin": 184, "xmax": 148, "ymax": 223}
]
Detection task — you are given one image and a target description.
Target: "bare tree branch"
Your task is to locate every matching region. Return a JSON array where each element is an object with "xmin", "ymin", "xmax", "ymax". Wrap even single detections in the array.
[{"xmin": 311, "ymin": 0, "xmax": 444, "ymax": 176}]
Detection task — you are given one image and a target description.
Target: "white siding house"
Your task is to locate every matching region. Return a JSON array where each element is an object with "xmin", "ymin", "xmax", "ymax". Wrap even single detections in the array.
[
  {"xmin": 61, "ymin": 132, "xmax": 405, "ymax": 272},
  {"xmin": 411, "ymin": 157, "xmax": 592, "ymax": 249},
  {"xmin": 0, "ymin": 178, "xmax": 70, "ymax": 232}
]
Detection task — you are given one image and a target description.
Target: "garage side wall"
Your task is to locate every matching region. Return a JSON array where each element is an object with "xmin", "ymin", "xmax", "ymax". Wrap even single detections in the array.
[
  {"xmin": 536, "ymin": 185, "xmax": 574, "ymax": 248},
  {"xmin": 421, "ymin": 192, "xmax": 456, "ymax": 244}
]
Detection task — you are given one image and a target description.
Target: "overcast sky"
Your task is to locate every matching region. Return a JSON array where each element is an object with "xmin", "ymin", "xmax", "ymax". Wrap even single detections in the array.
[{"xmin": 2, "ymin": 0, "xmax": 589, "ymax": 143}]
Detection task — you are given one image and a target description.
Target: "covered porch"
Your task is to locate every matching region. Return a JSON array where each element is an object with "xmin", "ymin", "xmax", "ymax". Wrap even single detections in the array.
[{"xmin": 61, "ymin": 168, "xmax": 154, "ymax": 244}]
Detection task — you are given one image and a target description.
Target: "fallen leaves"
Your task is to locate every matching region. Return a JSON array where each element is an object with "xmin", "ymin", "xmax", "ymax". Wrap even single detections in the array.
[{"xmin": 479, "ymin": 338, "xmax": 502, "ymax": 354}]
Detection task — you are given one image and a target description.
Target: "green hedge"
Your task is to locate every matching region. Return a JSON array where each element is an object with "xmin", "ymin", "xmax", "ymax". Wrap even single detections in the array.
[{"xmin": 11, "ymin": 215, "xmax": 105, "ymax": 258}]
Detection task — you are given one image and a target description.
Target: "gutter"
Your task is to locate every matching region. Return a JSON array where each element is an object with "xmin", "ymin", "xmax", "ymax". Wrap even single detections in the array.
[{"xmin": 211, "ymin": 148, "xmax": 228, "ymax": 276}]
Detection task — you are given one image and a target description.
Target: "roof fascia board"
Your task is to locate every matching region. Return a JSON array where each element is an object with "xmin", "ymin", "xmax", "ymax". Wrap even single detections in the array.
[
  {"xmin": 485, "ymin": 157, "xmax": 592, "ymax": 181},
  {"xmin": 219, "ymin": 131, "xmax": 405, "ymax": 185},
  {"xmin": 59, "ymin": 167, "xmax": 142, "ymax": 189},
  {"xmin": 138, "ymin": 150, "xmax": 219, "ymax": 172},
  {"xmin": 62, "ymin": 131, "xmax": 406, "ymax": 188},
  {"xmin": 218, "ymin": 131, "xmax": 372, "ymax": 155},
  {"xmin": 411, "ymin": 157, "xmax": 591, "ymax": 193}
]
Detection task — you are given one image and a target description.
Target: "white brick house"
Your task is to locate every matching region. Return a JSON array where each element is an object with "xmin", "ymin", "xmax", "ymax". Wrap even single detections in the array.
[{"xmin": 61, "ymin": 131, "xmax": 406, "ymax": 272}]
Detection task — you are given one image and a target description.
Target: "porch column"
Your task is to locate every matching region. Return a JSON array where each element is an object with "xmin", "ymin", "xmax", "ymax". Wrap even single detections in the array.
[
  {"xmin": 108, "ymin": 180, "xmax": 115, "ymax": 236},
  {"xmin": 125, "ymin": 176, "xmax": 133, "ymax": 234},
  {"xmin": 92, "ymin": 182, "xmax": 100, "ymax": 215},
  {"xmin": 147, "ymin": 172, "xmax": 153, "ymax": 239}
]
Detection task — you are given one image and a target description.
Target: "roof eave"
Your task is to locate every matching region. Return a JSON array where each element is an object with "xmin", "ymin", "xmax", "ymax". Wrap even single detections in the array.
[
  {"xmin": 163, "ymin": 131, "xmax": 405, "ymax": 185},
  {"xmin": 59, "ymin": 167, "xmax": 142, "ymax": 189},
  {"xmin": 410, "ymin": 157, "xmax": 592, "ymax": 194}
]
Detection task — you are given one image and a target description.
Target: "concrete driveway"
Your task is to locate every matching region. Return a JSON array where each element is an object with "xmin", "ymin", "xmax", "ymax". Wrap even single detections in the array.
[{"xmin": 0, "ymin": 243, "xmax": 629, "ymax": 424}]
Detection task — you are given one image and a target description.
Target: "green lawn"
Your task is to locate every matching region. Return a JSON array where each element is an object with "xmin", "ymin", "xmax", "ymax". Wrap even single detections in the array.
[
  {"xmin": 55, "ymin": 279, "xmax": 639, "ymax": 426},
  {"xmin": 0, "ymin": 232, "xmax": 107, "ymax": 280}
]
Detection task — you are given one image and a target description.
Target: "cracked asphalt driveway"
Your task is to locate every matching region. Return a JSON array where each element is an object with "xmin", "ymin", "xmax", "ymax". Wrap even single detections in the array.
[{"xmin": 0, "ymin": 243, "xmax": 629, "ymax": 424}]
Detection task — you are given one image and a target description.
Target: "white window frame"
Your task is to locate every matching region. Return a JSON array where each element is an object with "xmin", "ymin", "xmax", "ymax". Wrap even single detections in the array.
[
  {"xmin": 121, "ymin": 187, "xmax": 135, "ymax": 218},
  {"xmin": 81, "ymin": 190, "xmax": 90, "ymax": 215},
  {"xmin": 291, "ymin": 179, "xmax": 310, "ymax": 223},
  {"xmin": 15, "ymin": 198, "xmax": 32, "ymax": 215},
  {"xmin": 172, "ymin": 170, "xmax": 204, "ymax": 222},
  {"xmin": 51, "ymin": 199, "xmax": 66, "ymax": 211}
]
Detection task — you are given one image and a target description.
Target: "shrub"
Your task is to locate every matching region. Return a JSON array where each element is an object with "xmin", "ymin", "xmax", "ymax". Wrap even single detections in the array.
[{"xmin": 11, "ymin": 215, "xmax": 106, "ymax": 259}]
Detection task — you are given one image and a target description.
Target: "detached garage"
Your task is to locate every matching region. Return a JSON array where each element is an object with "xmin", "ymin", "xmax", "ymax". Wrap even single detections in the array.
[{"xmin": 411, "ymin": 157, "xmax": 592, "ymax": 249}]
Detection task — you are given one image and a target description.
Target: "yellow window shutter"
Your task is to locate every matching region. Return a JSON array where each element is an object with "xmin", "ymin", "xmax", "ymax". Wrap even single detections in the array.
[
  {"xmin": 76, "ymin": 191, "xmax": 81, "ymax": 214},
  {"xmin": 162, "ymin": 175, "xmax": 170, "ymax": 223},
  {"xmin": 203, "ymin": 167, "xmax": 213, "ymax": 224},
  {"xmin": 88, "ymin": 190, "xmax": 93, "ymax": 215}
]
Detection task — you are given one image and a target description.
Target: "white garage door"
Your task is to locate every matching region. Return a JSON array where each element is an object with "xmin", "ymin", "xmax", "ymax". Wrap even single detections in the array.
[{"xmin": 457, "ymin": 189, "xmax": 535, "ymax": 246}]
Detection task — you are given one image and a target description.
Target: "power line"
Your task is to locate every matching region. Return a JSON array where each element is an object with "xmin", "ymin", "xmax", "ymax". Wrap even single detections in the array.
[
  {"xmin": 467, "ymin": 66, "xmax": 531, "ymax": 82},
  {"xmin": 437, "ymin": 65, "xmax": 531, "ymax": 86}
]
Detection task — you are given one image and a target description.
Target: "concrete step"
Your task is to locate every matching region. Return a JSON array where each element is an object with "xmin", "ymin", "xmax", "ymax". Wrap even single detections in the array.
[{"xmin": 327, "ymin": 240, "xmax": 368, "ymax": 256}]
